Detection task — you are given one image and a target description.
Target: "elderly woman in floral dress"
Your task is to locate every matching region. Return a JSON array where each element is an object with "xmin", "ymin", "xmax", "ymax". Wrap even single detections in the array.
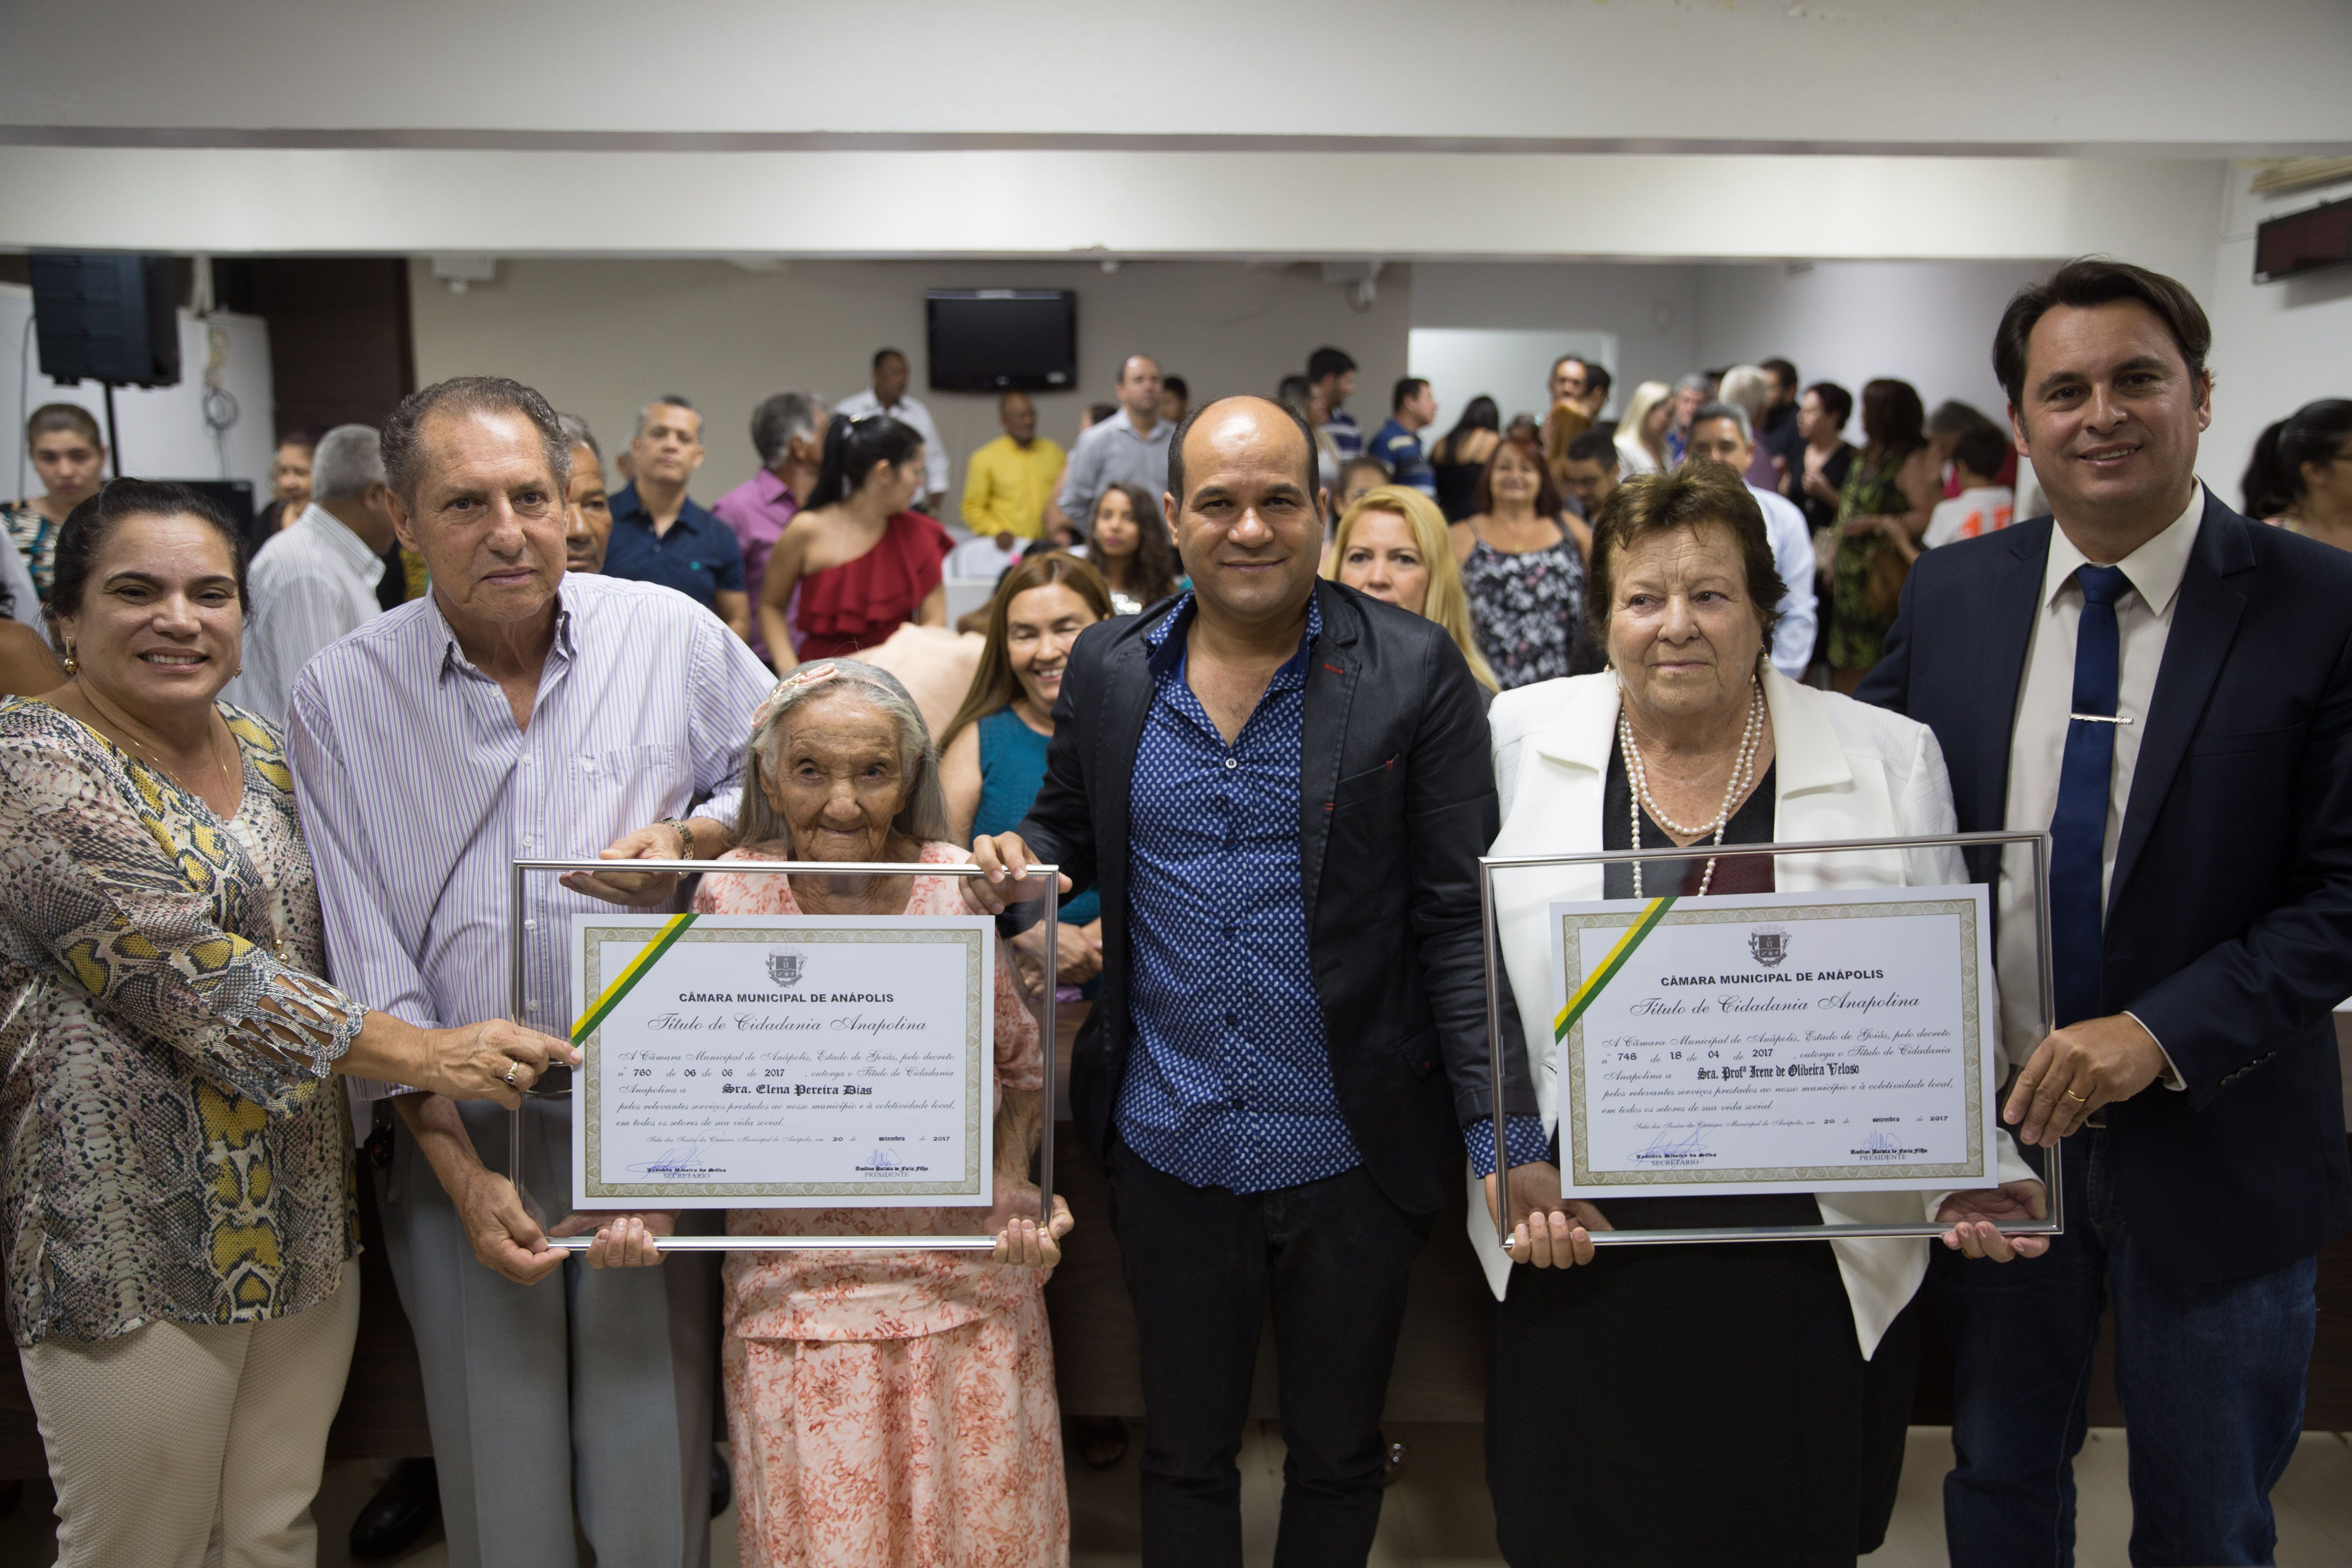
[{"xmin": 693, "ymin": 659, "xmax": 1075, "ymax": 1568}]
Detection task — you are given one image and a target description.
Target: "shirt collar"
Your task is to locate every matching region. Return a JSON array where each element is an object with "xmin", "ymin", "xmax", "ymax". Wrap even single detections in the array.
[
  {"xmin": 2042, "ymin": 485, "xmax": 2204, "ymax": 616},
  {"xmin": 294, "ymin": 502, "xmax": 387, "ymax": 584},
  {"xmin": 428, "ymin": 577, "xmax": 579, "ymax": 682},
  {"xmin": 1108, "ymin": 406, "xmax": 1166, "ymax": 442},
  {"xmin": 753, "ymin": 468, "xmax": 797, "ymax": 508},
  {"xmin": 610, "ymin": 483, "xmax": 712, "ymax": 533},
  {"xmin": 1143, "ymin": 589, "xmax": 1323, "ymax": 682}
]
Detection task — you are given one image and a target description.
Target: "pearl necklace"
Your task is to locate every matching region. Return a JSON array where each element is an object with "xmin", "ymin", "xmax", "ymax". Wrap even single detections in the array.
[{"xmin": 1619, "ymin": 679, "xmax": 1765, "ymax": 899}]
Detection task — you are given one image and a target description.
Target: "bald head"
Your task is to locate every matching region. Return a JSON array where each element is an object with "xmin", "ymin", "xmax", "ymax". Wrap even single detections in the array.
[{"xmin": 1167, "ymin": 394, "xmax": 1319, "ymax": 511}]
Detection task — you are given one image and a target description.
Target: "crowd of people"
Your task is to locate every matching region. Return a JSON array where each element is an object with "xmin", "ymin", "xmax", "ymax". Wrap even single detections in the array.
[{"xmin": 0, "ymin": 254, "xmax": 2348, "ymax": 1568}]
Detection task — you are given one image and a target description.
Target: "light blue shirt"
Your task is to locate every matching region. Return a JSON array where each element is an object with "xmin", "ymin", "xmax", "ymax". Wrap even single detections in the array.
[{"xmin": 288, "ymin": 572, "xmax": 772, "ymax": 1113}]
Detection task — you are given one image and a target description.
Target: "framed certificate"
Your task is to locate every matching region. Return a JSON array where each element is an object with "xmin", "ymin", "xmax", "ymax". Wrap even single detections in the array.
[
  {"xmin": 571, "ymin": 913, "xmax": 995, "ymax": 1209},
  {"xmin": 1479, "ymin": 830, "xmax": 2063, "ymax": 1245},
  {"xmin": 505, "ymin": 856, "xmax": 1060, "ymax": 1252},
  {"xmin": 1552, "ymin": 886, "xmax": 1998, "ymax": 1198}
]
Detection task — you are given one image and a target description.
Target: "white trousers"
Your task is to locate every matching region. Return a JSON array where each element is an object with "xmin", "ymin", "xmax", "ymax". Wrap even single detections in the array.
[{"xmin": 19, "ymin": 1260, "xmax": 360, "ymax": 1568}]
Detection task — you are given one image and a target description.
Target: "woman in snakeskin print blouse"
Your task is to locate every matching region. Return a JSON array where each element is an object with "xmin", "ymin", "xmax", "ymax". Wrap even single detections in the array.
[{"xmin": 0, "ymin": 481, "xmax": 575, "ymax": 1566}]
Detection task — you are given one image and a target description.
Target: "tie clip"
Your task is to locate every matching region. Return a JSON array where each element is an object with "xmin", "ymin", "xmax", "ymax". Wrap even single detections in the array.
[{"xmin": 2069, "ymin": 713, "xmax": 2132, "ymax": 724}]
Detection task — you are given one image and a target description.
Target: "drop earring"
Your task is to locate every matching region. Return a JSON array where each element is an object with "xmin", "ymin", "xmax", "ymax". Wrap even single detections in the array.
[{"xmin": 60, "ymin": 646, "xmax": 78, "ymax": 676}]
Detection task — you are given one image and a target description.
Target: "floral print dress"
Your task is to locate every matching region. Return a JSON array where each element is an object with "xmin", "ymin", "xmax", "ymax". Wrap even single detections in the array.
[
  {"xmin": 1461, "ymin": 528, "xmax": 1588, "ymax": 690},
  {"xmin": 693, "ymin": 842, "xmax": 1068, "ymax": 1568}
]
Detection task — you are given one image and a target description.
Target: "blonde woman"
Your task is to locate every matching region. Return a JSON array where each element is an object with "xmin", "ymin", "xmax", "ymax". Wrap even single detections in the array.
[
  {"xmin": 1613, "ymin": 380, "xmax": 1674, "ymax": 475},
  {"xmin": 1325, "ymin": 484, "xmax": 1499, "ymax": 695}
]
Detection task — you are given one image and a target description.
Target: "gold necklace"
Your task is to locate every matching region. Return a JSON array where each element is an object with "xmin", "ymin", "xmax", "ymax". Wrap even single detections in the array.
[{"xmin": 113, "ymin": 710, "xmax": 234, "ymax": 805}]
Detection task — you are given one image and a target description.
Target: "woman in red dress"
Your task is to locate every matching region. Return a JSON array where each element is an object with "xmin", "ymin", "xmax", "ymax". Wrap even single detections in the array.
[{"xmin": 757, "ymin": 414, "xmax": 954, "ymax": 670}]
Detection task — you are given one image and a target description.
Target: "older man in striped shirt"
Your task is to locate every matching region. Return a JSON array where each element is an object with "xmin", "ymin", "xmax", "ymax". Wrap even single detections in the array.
[{"xmin": 288, "ymin": 376, "xmax": 773, "ymax": 1568}]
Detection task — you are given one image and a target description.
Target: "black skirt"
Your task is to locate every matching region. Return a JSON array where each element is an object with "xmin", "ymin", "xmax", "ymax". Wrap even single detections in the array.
[
  {"xmin": 1482, "ymin": 746, "xmax": 1921, "ymax": 1567},
  {"xmin": 1485, "ymin": 1193, "xmax": 1920, "ymax": 1568}
]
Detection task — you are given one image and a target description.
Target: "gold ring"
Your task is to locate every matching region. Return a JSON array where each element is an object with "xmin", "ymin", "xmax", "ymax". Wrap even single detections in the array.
[
  {"xmin": 2062, "ymin": 1089, "xmax": 2087, "ymax": 1102},
  {"xmin": 505, "ymin": 1062, "xmax": 520, "ymax": 1088}
]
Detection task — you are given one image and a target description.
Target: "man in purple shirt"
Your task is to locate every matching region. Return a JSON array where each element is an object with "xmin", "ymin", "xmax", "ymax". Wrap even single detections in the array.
[{"xmin": 712, "ymin": 391, "xmax": 826, "ymax": 664}]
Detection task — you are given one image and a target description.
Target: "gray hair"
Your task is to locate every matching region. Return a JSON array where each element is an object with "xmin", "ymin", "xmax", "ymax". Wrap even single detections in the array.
[
  {"xmin": 733, "ymin": 659, "xmax": 953, "ymax": 854},
  {"xmin": 557, "ymin": 412, "xmax": 601, "ymax": 466},
  {"xmin": 635, "ymin": 395, "xmax": 699, "ymax": 439},
  {"xmin": 310, "ymin": 423, "xmax": 385, "ymax": 502},
  {"xmin": 1716, "ymin": 365, "xmax": 1773, "ymax": 427},
  {"xmin": 750, "ymin": 392, "xmax": 826, "ymax": 468},
  {"xmin": 1690, "ymin": 399, "xmax": 1753, "ymax": 445},
  {"xmin": 381, "ymin": 376, "xmax": 571, "ymax": 508},
  {"xmin": 1675, "ymin": 372, "xmax": 1715, "ymax": 396}
]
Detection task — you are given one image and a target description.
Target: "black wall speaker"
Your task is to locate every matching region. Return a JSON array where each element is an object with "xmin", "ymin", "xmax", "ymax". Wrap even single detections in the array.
[{"xmin": 30, "ymin": 253, "xmax": 181, "ymax": 388}]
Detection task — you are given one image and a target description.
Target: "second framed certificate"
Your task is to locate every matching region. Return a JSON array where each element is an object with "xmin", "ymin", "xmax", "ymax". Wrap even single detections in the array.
[
  {"xmin": 571, "ymin": 913, "xmax": 995, "ymax": 1210},
  {"xmin": 1552, "ymin": 885, "xmax": 2000, "ymax": 1198}
]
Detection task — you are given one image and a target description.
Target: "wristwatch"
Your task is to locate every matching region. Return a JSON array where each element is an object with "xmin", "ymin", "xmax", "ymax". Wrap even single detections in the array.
[{"xmin": 657, "ymin": 818, "xmax": 696, "ymax": 860}]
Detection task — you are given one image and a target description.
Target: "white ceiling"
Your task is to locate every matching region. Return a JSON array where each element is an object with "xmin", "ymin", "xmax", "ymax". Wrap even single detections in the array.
[{"xmin": 6, "ymin": 0, "xmax": 2349, "ymax": 155}]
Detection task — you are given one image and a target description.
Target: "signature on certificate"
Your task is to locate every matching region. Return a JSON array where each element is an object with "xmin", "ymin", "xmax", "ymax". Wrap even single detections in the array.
[
  {"xmin": 627, "ymin": 1146, "xmax": 725, "ymax": 1177},
  {"xmin": 1634, "ymin": 1129, "xmax": 1716, "ymax": 1161}
]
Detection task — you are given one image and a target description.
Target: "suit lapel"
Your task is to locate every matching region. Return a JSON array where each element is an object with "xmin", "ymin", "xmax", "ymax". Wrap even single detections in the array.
[
  {"xmin": 1297, "ymin": 583, "xmax": 1360, "ymax": 935},
  {"xmin": 1973, "ymin": 520, "xmax": 2051, "ymax": 848},
  {"xmin": 2109, "ymin": 496, "xmax": 2250, "ymax": 909},
  {"xmin": 1096, "ymin": 616, "xmax": 1163, "ymax": 879}
]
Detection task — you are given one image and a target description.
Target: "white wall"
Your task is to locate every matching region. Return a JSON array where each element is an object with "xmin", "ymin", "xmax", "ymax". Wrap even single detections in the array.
[
  {"xmin": 1693, "ymin": 261, "xmax": 2061, "ymax": 431},
  {"xmin": 0, "ymin": 283, "xmax": 276, "ymax": 507},
  {"xmin": 11, "ymin": 0, "xmax": 2349, "ymax": 153},
  {"xmin": 1406, "ymin": 330, "xmax": 1619, "ymax": 440},
  {"xmin": 1411, "ymin": 263, "xmax": 1703, "ymax": 419},
  {"xmin": 406, "ymin": 258, "xmax": 1411, "ymax": 505},
  {"xmin": 2204, "ymin": 164, "xmax": 2352, "ymax": 509}
]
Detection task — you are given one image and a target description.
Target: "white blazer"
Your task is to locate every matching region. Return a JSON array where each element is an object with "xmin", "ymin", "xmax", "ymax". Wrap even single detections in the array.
[{"xmin": 1468, "ymin": 666, "xmax": 2034, "ymax": 1359}]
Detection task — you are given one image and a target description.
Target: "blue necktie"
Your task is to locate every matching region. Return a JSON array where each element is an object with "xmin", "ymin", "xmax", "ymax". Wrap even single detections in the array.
[{"xmin": 2049, "ymin": 565, "xmax": 2130, "ymax": 1028}]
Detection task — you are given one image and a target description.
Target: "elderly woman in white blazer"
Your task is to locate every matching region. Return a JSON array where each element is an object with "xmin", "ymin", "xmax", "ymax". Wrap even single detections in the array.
[{"xmin": 1470, "ymin": 465, "xmax": 2042, "ymax": 1568}]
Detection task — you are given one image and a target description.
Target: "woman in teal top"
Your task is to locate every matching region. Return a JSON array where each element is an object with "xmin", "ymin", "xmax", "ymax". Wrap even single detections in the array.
[
  {"xmin": 969, "ymin": 707, "xmax": 1102, "ymax": 927},
  {"xmin": 941, "ymin": 550, "xmax": 1114, "ymax": 996}
]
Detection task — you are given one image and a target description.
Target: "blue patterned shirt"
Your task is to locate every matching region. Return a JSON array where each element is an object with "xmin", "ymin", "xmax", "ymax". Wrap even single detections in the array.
[{"xmin": 1114, "ymin": 592, "xmax": 1363, "ymax": 1194}]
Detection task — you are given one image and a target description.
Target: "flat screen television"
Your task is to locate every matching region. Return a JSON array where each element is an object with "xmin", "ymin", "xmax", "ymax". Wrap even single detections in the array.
[{"xmin": 926, "ymin": 290, "xmax": 1077, "ymax": 393}]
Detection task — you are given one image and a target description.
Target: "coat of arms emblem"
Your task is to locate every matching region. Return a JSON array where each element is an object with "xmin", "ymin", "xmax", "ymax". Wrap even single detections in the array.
[
  {"xmin": 765, "ymin": 951, "xmax": 807, "ymax": 988},
  {"xmin": 1747, "ymin": 928, "xmax": 1791, "ymax": 967}
]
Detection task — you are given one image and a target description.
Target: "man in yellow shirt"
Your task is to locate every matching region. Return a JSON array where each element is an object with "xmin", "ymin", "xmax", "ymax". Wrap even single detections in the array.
[{"xmin": 960, "ymin": 392, "xmax": 1065, "ymax": 546}]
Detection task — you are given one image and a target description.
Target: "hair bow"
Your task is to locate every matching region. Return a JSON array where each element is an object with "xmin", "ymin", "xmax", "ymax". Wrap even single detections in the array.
[{"xmin": 749, "ymin": 662, "xmax": 842, "ymax": 730}]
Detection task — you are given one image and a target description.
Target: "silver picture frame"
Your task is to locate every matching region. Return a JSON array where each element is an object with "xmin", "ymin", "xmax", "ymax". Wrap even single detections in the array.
[
  {"xmin": 1479, "ymin": 829, "xmax": 2064, "ymax": 1248},
  {"xmin": 508, "ymin": 856, "xmax": 1060, "ymax": 1252}
]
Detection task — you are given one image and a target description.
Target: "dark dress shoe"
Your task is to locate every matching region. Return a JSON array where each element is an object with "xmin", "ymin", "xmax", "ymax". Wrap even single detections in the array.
[
  {"xmin": 350, "ymin": 1457, "xmax": 439, "ymax": 1561},
  {"xmin": 711, "ymin": 1446, "xmax": 733, "ymax": 1519}
]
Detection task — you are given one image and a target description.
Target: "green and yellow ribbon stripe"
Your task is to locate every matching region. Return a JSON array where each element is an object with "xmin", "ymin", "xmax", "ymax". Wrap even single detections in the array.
[
  {"xmin": 1554, "ymin": 896, "xmax": 1677, "ymax": 1042},
  {"xmin": 571, "ymin": 913, "xmax": 698, "ymax": 1045}
]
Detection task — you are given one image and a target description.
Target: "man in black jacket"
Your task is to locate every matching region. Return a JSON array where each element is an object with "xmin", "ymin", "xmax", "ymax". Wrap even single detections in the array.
[{"xmin": 968, "ymin": 395, "xmax": 1508, "ymax": 1568}]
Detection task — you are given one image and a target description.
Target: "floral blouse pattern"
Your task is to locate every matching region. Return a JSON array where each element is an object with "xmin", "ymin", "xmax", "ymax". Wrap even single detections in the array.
[
  {"xmin": 693, "ymin": 842, "xmax": 1048, "ymax": 1344},
  {"xmin": 1461, "ymin": 530, "xmax": 1588, "ymax": 690},
  {"xmin": 0, "ymin": 697, "xmax": 365, "ymax": 1345}
]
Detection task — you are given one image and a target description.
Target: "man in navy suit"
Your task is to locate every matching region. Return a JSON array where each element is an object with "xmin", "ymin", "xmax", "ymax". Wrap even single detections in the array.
[{"xmin": 1859, "ymin": 258, "xmax": 2352, "ymax": 1565}]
